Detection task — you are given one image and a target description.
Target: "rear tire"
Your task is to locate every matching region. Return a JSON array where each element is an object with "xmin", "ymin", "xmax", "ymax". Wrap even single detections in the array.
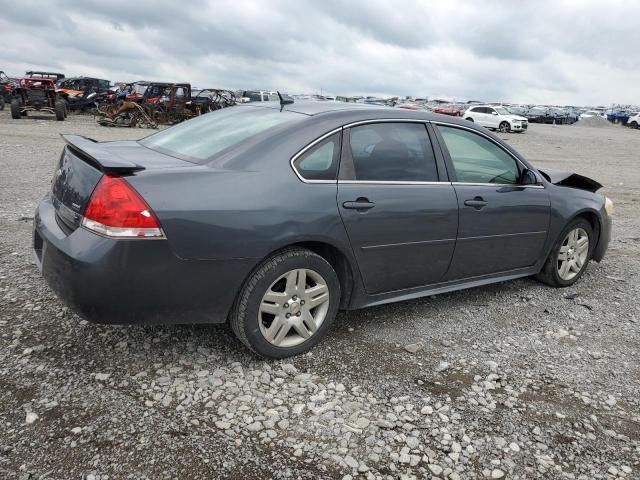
[
  {"xmin": 465, "ymin": 117, "xmax": 474, "ymax": 122},
  {"xmin": 230, "ymin": 248, "xmax": 341, "ymax": 358},
  {"xmin": 630, "ymin": 121, "xmax": 638, "ymax": 129},
  {"xmin": 0, "ymin": 96, "xmax": 4, "ymax": 111},
  {"xmin": 10, "ymin": 99, "xmax": 20, "ymax": 119},
  {"xmin": 55, "ymin": 101, "xmax": 65, "ymax": 121},
  {"xmin": 535, "ymin": 218, "xmax": 594, "ymax": 288}
]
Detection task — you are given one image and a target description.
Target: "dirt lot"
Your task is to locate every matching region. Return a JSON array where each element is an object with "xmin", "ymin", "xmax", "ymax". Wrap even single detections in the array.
[{"xmin": 1, "ymin": 112, "xmax": 639, "ymax": 480}]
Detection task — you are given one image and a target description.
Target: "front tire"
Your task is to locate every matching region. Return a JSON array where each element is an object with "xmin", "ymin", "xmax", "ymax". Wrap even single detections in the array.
[
  {"xmin": 630, "ymin": 121, "xmax": 638, "ymax": 129},
  {"xmin": 499, "ymin": 121, "xmax": 510, "ymax": 133},
  {"xmin": 535, "ymin": 218, "xmax": 593, "ymax": 287},
  {"xmin": 10, "ymin": 99, "xmax": 20, "ymax": 119},
  {"xmin": 230, "ymin": 248, "xmax": 341, "ymax": 358}
]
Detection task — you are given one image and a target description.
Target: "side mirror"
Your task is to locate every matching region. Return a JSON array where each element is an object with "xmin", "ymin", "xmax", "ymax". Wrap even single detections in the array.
[
  {"xmin": 491, "ymin": 111, "xmax": 498, "ymax": 115},
  {"xmin": 520, "ymin": 168, "xmax": 538, "ymax": 185}
]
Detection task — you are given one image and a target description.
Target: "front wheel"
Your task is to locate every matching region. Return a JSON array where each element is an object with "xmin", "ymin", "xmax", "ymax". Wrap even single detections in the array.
[
  {"xmin": 230, "ymin": 248, "xmax": 341, "ymax": 358},
  {"xmin": 535, "ymin": 218, "xmax": 593, "ymax": 287},
  {"xmin": 499, "ymin": 121, "xmax": 510, "ymax": 133}
]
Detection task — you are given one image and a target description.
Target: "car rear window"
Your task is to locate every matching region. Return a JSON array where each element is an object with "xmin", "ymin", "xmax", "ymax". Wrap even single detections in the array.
[{"xmin": 139, "ymin": 106, "xmax": 302, "ymax": 163}]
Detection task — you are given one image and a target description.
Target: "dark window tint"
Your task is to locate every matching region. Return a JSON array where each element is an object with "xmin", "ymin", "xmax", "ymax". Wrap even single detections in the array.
[
  {"xmin": 348, "ymin": 123, "xmax": 437, "ymax": 181},
  {"xmin": 470, "ymin": 107, "xmax": 483, "ymax": 113},
  {"xmin": 293, "ymin": 132, "xmax": 341, "ymax": 181},
  {"xmin": 437, "ymin": 126, "xmax": 519, "ymax": 184}
]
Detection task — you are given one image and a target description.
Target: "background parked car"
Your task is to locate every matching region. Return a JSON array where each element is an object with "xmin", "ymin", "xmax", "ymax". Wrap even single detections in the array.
[
  {"xmin": 627, "ymin": 112, "xmax": 640, "ymax": 128},
  {"xmin": 463, "ymin": 105, "xmax": 528, "ymax": 132}
]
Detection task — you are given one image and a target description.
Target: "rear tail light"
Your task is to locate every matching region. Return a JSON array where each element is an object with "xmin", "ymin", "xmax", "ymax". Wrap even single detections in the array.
[{"xmin": 81, "ymin": 175, "xmax": 164, "ymax": 239}]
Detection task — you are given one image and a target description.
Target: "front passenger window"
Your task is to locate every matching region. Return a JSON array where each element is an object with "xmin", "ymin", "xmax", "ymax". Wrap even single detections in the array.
[{"xmin": 437, "ymin": 126, "xmax": 519, "ymax": 184}]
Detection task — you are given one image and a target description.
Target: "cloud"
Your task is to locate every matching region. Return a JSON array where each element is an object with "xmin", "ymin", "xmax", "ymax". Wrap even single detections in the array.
[{"xmin": 0, "ymin": 0, "xmax": 638, "ymax": 105}]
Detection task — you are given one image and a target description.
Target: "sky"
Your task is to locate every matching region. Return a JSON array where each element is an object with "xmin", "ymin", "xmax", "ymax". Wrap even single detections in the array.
[{"xmin": 0, "ymin": 0, "xmax": 638, "ymax": 106}]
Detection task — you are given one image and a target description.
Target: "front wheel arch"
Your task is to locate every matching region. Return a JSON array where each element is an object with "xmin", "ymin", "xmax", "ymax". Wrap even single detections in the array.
[{"xmin": 574, "ymin": 211, "xmax": 601, "ymax": 258}]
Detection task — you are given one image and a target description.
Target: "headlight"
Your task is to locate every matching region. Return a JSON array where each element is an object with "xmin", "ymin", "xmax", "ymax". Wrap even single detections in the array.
[{"xmin": 604, "ymin": 196, "xmax": 614, "ymax": 216}]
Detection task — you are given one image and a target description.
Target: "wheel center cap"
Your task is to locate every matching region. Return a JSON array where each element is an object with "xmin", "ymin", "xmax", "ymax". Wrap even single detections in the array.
[{"xmin": 289, "ymin": 302, "xmax": 301, "ymax": 315}]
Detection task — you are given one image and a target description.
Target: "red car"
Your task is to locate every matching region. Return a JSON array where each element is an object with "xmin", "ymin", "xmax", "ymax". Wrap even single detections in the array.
[{"xmin": 432, "ymin": 104, "xmax": 465, "ymax": 117}]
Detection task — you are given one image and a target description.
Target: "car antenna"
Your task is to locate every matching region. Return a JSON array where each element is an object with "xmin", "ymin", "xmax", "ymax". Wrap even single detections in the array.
[{"xmin": 277, "ymin": 91, "xmax": 294, "ymax": 112}]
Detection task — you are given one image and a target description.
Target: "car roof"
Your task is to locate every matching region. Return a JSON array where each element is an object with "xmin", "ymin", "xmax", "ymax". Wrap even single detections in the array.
[
  {"xmin": 251, "ymin": 100, "xmax": 397, "ymax": 116},
  {"xmin": 237, "ymin": 101, "xmax": 472, "ymax": 125}
]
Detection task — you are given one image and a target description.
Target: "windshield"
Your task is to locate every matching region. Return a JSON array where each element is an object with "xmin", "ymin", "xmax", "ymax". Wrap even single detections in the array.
[
  {"xmin": 139, "ymin": 106, "xmax": 303, "ymax": 163},
  {"xmin": 494, "ymin": 107, "xmax": 510, "ymax": 115}
]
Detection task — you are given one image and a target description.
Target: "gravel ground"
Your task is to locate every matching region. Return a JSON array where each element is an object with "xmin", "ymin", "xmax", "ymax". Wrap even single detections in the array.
[{"xmin": 1, "ymin": 112, "xmax": 639, "ymax": 480}]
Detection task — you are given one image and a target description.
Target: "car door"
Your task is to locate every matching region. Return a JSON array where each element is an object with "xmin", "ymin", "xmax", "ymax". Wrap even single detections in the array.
[
  {"xmin": 337, "ymin": 121, "xmax": 458, "ymax": 294},
  {"xmin": 485, "ymin": 107, "xmax": 500, "ymax": 128},
  {"xmin": 466, "ymin": 107, "xmax": 481, "ymax": 126},
  {"xmin": 434, "ymin": 124, "xmax": 550, "ymax": 280}
]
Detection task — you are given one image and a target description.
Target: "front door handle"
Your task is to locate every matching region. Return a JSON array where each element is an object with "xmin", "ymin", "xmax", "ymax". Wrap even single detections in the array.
[
  {"xmin": 343, "ymin": 198, "xmax": 375, "ymax": 211},
  {"xmin": 464, "ymin": 197, "xmax": 488, "ymax": 209}
]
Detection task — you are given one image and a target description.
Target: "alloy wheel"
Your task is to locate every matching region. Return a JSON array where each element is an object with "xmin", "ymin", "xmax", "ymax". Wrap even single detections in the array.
[
  {"xmin": 258, "ymin": 268, "xmax": 330, "ymax": 347},
  {"xmin": 557, "ymin": 227, "xmax": 589, "ymax": 281}
]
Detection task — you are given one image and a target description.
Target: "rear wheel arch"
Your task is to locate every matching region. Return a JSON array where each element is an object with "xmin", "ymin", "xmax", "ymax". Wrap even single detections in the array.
[
  {"xmin": 241, "ymin": 241, "xmax": 356, "ymax": 311},
  {"xmin": 285, "ymin": 241, "xmax": 355, "ymax": 309}
]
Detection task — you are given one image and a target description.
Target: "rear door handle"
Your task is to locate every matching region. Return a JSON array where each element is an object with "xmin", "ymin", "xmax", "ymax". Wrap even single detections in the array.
[
  {"xmin": 343, "ymin": 198, "xmax": 375, "ymax": 211},
  {"xmin": 464, "ymin": 197, "xmax": 488, "ymax": 209}
]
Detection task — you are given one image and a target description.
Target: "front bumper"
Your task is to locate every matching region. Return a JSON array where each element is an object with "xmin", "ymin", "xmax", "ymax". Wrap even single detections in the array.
[{"xmin": 33, "ymin": 194, "xmax": 255, "ymax": 325}]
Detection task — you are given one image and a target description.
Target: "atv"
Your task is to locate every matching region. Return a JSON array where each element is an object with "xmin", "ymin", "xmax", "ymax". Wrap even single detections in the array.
[
  {"xmin": 56, "ymin": 76, "xmax": 111, "ymax": 113},
  {"xmin": 11, "ymin": 76, "xmax": 66, "ymax": 121},
  {"xmin": 0, "ymin": 71, "xmax": 14, "ymax": 111}
]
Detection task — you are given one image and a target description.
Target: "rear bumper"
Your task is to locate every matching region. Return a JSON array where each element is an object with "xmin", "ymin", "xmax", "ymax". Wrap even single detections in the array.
[
  {"xmin": 33, "ymin": 194, "xmax": 255, "ymax": 325},
  {"xmin": 592, "ymin": 211, "xmax": 612, "ymax": 262}
]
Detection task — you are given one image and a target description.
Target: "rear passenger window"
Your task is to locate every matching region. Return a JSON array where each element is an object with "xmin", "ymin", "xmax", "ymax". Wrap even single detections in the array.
[
  {"xmin": 347, "ymin": 123, "xmax": 437, "ymax": 182},
  {"xmin": 293, "ymin": 132, "xmax": 341, "ymax": 181}
]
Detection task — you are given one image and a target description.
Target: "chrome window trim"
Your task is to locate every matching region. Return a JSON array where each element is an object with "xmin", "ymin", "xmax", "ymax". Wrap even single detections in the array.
[
  {"xmin": 432, "ymin": 120, "xmax": 546, "ymax": 188},
  {"xmin": 339, "ymin": 180, "xmax": 451, "ymax": 186},
  {"xmin": 451, "ymin": 182, "xmax": 545, "ymax": 189},
  {"xmin": 343, "ymin": 118, "xmax": 429, "ymax": 128},
  {"xmin": 290, "ymin": 127, "xmax": 343, "ymax": 184}
]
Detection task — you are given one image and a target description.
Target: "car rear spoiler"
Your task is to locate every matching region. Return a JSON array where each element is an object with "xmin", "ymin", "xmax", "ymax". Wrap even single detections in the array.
[{"xmin": 61, "ymin": 135, "xmax": 145, "ymax": 173}]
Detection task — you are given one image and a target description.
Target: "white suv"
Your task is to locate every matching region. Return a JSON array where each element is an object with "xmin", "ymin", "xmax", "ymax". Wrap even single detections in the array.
[
  {"xmin": 463, "ymin": 105, "xmax": 528, "ymax": 133},
  {"xmin": 627, "ymin": 112, "xmax": 640, "ymax": 129}
]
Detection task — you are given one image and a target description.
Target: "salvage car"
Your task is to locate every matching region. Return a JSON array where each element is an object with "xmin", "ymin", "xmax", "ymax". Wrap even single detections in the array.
[
  {"xmin": 464, "ymin": 105, "xmax": 528, "ymax": 132},
  {"xmin": 11, "ymin": 76, "xmax": 65, "ymax": 120},
  {"xmin": 33, "ymin": 102, "xmax": 612, "ymax": 358}
]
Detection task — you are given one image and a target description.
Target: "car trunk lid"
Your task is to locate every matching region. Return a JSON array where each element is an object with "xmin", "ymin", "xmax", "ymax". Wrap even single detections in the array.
[{"xmin": 51, "ymin": 135, "xmax": 194, "ymax": 233}]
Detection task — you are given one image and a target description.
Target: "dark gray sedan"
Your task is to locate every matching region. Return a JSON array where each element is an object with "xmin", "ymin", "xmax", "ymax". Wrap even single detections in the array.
[{"xmin": 33, "ymin": 101, "xmax": 612, "ymax": 358}]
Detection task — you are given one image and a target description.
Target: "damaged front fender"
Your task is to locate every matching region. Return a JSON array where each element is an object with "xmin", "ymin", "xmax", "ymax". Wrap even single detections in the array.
[{"xmin": 538, "ymin": 168, "xmax": 603, "ymax": 193}]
